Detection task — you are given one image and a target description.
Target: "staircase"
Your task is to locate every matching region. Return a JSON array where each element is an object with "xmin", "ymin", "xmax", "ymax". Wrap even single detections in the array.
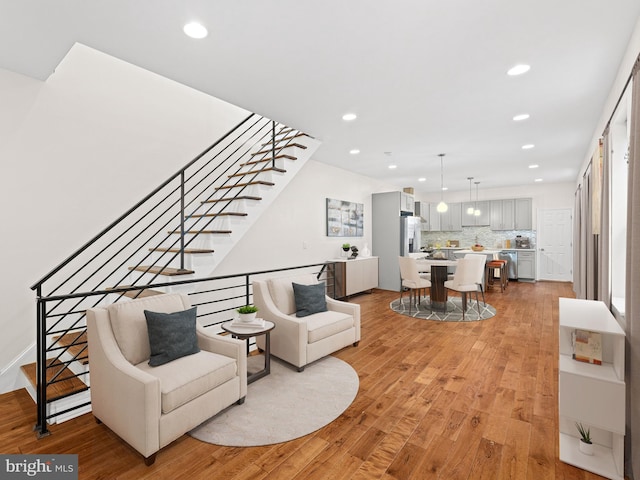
[{"xmin": 27, "ymin": 115, "xmax": 320, "ymax": 433}]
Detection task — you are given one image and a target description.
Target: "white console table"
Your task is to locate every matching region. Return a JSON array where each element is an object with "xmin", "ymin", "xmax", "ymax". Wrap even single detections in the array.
[{"xmin": 332, "ymin": 256, "xmax": 378, "ymax": 298}]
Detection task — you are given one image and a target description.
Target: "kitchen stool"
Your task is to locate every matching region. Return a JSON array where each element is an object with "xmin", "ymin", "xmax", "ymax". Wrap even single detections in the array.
[{"xmin": 485, "ymin": 259, "xmax": 507, "ymax": 292}]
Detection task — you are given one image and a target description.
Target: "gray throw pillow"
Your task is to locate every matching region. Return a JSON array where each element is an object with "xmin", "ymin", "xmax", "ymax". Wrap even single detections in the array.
[
  {"xmin": 144, "ymin": 307, "xmax": 200, "ymax": 366},
  {"xmin": 292, "ymin": 282, "xmax": 327, "ymax": 317}
]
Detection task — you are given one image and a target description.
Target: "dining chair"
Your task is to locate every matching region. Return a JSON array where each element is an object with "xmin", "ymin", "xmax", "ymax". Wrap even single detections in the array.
[
  {"xmin": 444, "ymin": 257, "xmax": 485, "ymax": 319},
  {"xmin": 398, "ymin": 256, "xmax": 432, "ymax": 314},
  {"xmin": 464, "ymin": 253, "xmax": 488, "ymax": 307}
]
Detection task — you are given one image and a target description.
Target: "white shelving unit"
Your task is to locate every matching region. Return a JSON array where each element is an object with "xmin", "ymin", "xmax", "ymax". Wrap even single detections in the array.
[{"xmin": 558, "ymin": 297, "xmax": 625, "ymax": 480}]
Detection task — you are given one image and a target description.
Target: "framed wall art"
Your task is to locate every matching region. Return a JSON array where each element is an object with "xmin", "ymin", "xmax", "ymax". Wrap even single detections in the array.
[{"xmin": 326, "ymin": 198, "xmax": 364, "ymax": 237}]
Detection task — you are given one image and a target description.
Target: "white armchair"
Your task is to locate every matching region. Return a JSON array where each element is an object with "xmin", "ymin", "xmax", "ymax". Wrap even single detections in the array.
[
  {"xmin": 86, "ymin": 293, "xmax": 247, "ymax": 465},
  {"xmin": 253, "ymin": 273, "xmax": 360, "ymax": 371}
]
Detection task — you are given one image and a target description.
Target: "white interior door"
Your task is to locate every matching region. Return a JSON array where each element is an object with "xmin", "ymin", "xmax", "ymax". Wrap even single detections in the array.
[{"xmin": 537, "ymin": 208, "xmax": 573, "ymax": 281}]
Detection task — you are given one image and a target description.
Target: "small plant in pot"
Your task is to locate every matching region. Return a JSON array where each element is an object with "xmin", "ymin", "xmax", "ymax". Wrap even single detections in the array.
[
  {"xmin": 237, "ymin": 305, "xmax": 259, "ymax": 323},
  {"xmin": 576, "ymin": 422, "xmax": 593, "ymax": 455},
  {"xmin": 342, "ymin": 243, "xmax": 351, "ymax": 252}
]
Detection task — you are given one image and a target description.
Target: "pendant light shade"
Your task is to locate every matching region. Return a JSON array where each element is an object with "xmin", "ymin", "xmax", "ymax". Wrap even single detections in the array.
[
  {"xmin": 466, "ymin": 177, "xmax": 474, "ymax": 215},
  {"xmin": 474, "ymin": 181, "xmax": 481, "ymax": 216},
  {"xmin": 436, "ymin": 154, "xmax": 448, "ymax": 213}
]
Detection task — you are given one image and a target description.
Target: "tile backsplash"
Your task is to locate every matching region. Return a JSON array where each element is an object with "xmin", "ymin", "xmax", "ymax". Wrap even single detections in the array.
[{"xmin": 420, "ymin": 226, "xmax": 536, "ymax": 249}]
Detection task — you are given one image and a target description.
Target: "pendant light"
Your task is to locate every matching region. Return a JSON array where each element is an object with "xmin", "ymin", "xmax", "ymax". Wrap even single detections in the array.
[
  {"xmin": 436, "ymin": 153, "xmax": 448, "ymax": 213},
  {"xmin": 466, "ymin": 177, "xmax": 475, "ymax": 215},
  {"xmin": 474, "ymin": 181, "xmax": 481, "ymax": 216}
]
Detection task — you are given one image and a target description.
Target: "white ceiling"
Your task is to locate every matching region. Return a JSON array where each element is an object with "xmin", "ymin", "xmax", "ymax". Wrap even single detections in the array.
[{"xmin": 2, "ymin": 0, "xmax": 639, "ymax": 195}]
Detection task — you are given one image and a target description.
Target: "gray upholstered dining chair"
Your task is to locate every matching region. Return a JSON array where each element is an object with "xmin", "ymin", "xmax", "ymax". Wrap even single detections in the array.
[{"xmin": 398, "ymin": 256, "xmax": 431, "ymax": 314}]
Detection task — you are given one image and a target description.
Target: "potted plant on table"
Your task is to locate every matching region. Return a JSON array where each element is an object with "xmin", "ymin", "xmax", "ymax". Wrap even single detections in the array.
[
  {"xmin": 237, "ymin": 305, "xmax": 259, "ymax": 323},
  {"xmin": 576, "ymin": 422, "xmax": 593, "ymax": 455}
]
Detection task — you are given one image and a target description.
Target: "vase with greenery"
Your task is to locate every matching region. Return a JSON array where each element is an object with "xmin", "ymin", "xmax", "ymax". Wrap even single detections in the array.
[
  {"xmin": 237, "ymin": 305, "xmax": 259, "ymax": 323},
  {"xmin": 342, "ymin": 243, "xmax": 351, "ymax": 251},
  {"xmin": 576, "ymin": 422, "xmax": 593, "ymax": 455}
]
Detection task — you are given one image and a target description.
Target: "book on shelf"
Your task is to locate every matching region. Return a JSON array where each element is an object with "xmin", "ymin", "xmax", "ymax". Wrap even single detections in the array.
[{"xmin": 572, "ymin": 329, "xmax": 602, "ymax": 365}]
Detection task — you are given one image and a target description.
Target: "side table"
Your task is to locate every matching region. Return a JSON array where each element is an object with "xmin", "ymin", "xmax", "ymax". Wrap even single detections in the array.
[{"xmin": 221, "ymin": 320, "xmax": 275, "ymax": 384}]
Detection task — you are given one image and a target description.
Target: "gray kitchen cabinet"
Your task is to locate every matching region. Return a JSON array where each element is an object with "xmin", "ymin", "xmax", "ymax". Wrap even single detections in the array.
[
  {"xmin": 461, "ymin": 201, "xmax": 490, "ymax": 226},
  {"xmin": 517, "ymin": 250, "xmax": 536, "ymax": 281},
  {"xmin": 514, "ymin": 198, "xmax": 532, "ymax": 230},
  {"xmin": 401, "ymin": 192, "xmax": 415, "ymax": 214},
  {"xmin": 430, "ymin": 202, "xmax": 461, "ymax": 231},
  {"xmin": 415, "ymin": 202, "xmax": 432, "ymax": 231},
  {"xmin": 490, "ymin": 199, "xmax": 515, "ymax": 230}
]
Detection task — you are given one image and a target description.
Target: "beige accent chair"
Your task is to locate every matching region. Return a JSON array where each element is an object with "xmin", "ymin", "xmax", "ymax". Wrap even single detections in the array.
[
  {"xmin": 253, "ymin": 273, "xmax": 360, "ymax": 371},
  {"xmin": 86, "ymin": 293, "xmax": 247, "ymax": 465}
]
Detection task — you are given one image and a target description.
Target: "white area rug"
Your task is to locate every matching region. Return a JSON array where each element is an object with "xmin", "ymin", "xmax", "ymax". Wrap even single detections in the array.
[{"xmin": 189, "ymin": 356, "xmax": 359, "ymax": 447}]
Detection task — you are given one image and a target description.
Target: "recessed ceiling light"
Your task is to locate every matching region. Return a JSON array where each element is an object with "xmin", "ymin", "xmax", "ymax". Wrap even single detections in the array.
[
  {"xmin": 442, "ymin": 187, "xmax": 448, "ymax": 191},
  {"xmin": 534, "ymin": 178, "xmax": 543, "ymax": 182},
  {"xmin": 183, "ymin": 22, "xmax": 208, "ymax": 39},
  {"xmin": 529, "ymin": 164, "xmax": 539, "ymax": 169},
  {"xmin": 418, "ymin": 177, "xmax": 426, "ymax": 182},
  {"xmin": 349, "ymin": 149, "xmax": 360, "ymax": 155},
  {"xmin": 513, "ymin": 114, "xmax": 530, "ymax": 121},
  {"xmin": 388, "ymin": 164, "xmax": 397, "ymax": 169},
  {"xmin": 342, "ymin": 113, "xmax": 357, "ymax": 121},
  {"xmin": 507, "ymin": 64, "xmax": 531, "ymax": 76},
  {"xmin": 522, "ymin": 144, "xmax": 535, "ymax": 150}
]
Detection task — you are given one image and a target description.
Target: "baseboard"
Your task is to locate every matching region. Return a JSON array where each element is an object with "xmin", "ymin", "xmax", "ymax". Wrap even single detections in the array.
[{"xmin": 0, "ymin": 343, "xmax": 35, "ymax": 394}]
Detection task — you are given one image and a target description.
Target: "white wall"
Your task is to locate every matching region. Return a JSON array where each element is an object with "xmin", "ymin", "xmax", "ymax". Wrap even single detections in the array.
[
  {"xmin": 214, "ymin": 159, "xmax": 400, "ymax": 275},
  {"xmin": 0, "ymin": 44, "xmax": 250, "ymax": 384}
]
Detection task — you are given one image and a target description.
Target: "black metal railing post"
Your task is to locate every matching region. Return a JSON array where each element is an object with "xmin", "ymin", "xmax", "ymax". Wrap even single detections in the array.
[
  {"xmin": 34, "ymin": 290, "xmax": 50, "ymax": 437},
  {"xmin": 271, "ymin": 121, "xmax": 276, "ymax": 168},
  {"xmin": 180, "ymin": 171, "xmax": 186, "ymax": 271}
]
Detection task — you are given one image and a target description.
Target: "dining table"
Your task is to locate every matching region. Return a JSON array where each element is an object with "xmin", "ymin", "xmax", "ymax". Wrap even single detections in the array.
[{"xmin": 415, "ymin": 258, "xmax": 458, "ymax": 311}]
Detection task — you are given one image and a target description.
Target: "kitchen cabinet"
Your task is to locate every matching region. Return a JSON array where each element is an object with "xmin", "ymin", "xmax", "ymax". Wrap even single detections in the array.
[
  {"xmin": 401, "ymin": 192, "xmax": 415, "ymax": 214},
  {"xmin": 415, "ymin": 202, "xmax": 432, "ymax": 231},
  {"xmin": 489, "ymin": 199, "xmax": 515, "ymax": 230},
  {"xmin": 461, "ymin": 201, "xmax": 490, "ymax": 226},
  {"xmin": 517, "ymin": 250, "xmax": 535, "ymax": 281},
  {"xmin": 558, "ymin": 298, "xmax": 625, "ymax": 480},
  {"xmin": 514, "ymin": 198, "xmax": 532, "ymax": 230},
  {"xmin": 431, "ymin": 202, "xmax": 462, "ymax": 231},
  {"xmin": 334, "ymin": 257, "xmax": 378, "ymax": 298},
  {"xmin": 428, "ymin": 204, "xmax": 441, "ymax": 231}
]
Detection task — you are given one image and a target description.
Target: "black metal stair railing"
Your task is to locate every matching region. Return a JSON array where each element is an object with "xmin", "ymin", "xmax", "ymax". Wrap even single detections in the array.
[{"xmin": 29, "ymin": 113, "xmax": 311, "ymax": 437}]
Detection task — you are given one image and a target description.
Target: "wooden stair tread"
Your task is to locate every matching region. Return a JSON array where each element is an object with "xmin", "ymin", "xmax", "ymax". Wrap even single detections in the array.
[
  {"xmin": 261, "ymin": 133, "xmax": 307, "ymax": 146},
  {"xmin": 243, "ymin": 157, "xmax": 296, "ymax": 166},
  {"xmin": 149, "ymin": 247, "xmax": 214, "ymax": 254},
  {"xmin": 52, "ymin": 331, "xmax": 88, "ymax": 365},
  {"xmin": 191, "ymin": 212, "xmax": 248, "ymax": 218},
  {"xmin": 168, "ymin": 229, "xmax": 232, "ymax": 235},
  {"xmin": 228, "ymin": 167, "xmax": 286, "ymax": 178},
  {"xmin": 106, "ymin": 286, "xmax": 165, "ymax": 298},
  {"xmin": 252, "ymin": 143, "xmax": 307, "ymax": 155},
  {"xmin": 202, "ymin": 196, "xmax": 262, "ymax": 203},
  {"xmin": 216, "ymin": 181, "xmax": 274, "ymax": 190},
  {"xmin": 128, "ymin": 266, "xmax": 195, "ymax": 276},
  {"xmin": 21, "ymin": 360, "xmax": 89, "ymax": 402}
]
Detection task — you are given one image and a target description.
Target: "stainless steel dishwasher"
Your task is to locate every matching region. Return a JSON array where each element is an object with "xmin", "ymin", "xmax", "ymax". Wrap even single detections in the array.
[{"xmin": 499, "ymin": 250, "xmax": 518, "ymax": 280}]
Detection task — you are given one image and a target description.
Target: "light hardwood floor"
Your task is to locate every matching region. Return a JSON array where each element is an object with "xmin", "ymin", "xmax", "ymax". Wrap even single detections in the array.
[{"xmin": 0, "ymin": 281, "xmax": 610, "ymax": 479}]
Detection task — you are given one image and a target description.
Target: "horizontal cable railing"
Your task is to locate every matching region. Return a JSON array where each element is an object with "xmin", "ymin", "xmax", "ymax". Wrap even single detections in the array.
[
  {"xmin": 33, "ymin": 262, "xmax": 337, "ymax": 436},
  {"xmin": 29, "ymin": 112, "xmax": 312, "ymax": 437}
]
